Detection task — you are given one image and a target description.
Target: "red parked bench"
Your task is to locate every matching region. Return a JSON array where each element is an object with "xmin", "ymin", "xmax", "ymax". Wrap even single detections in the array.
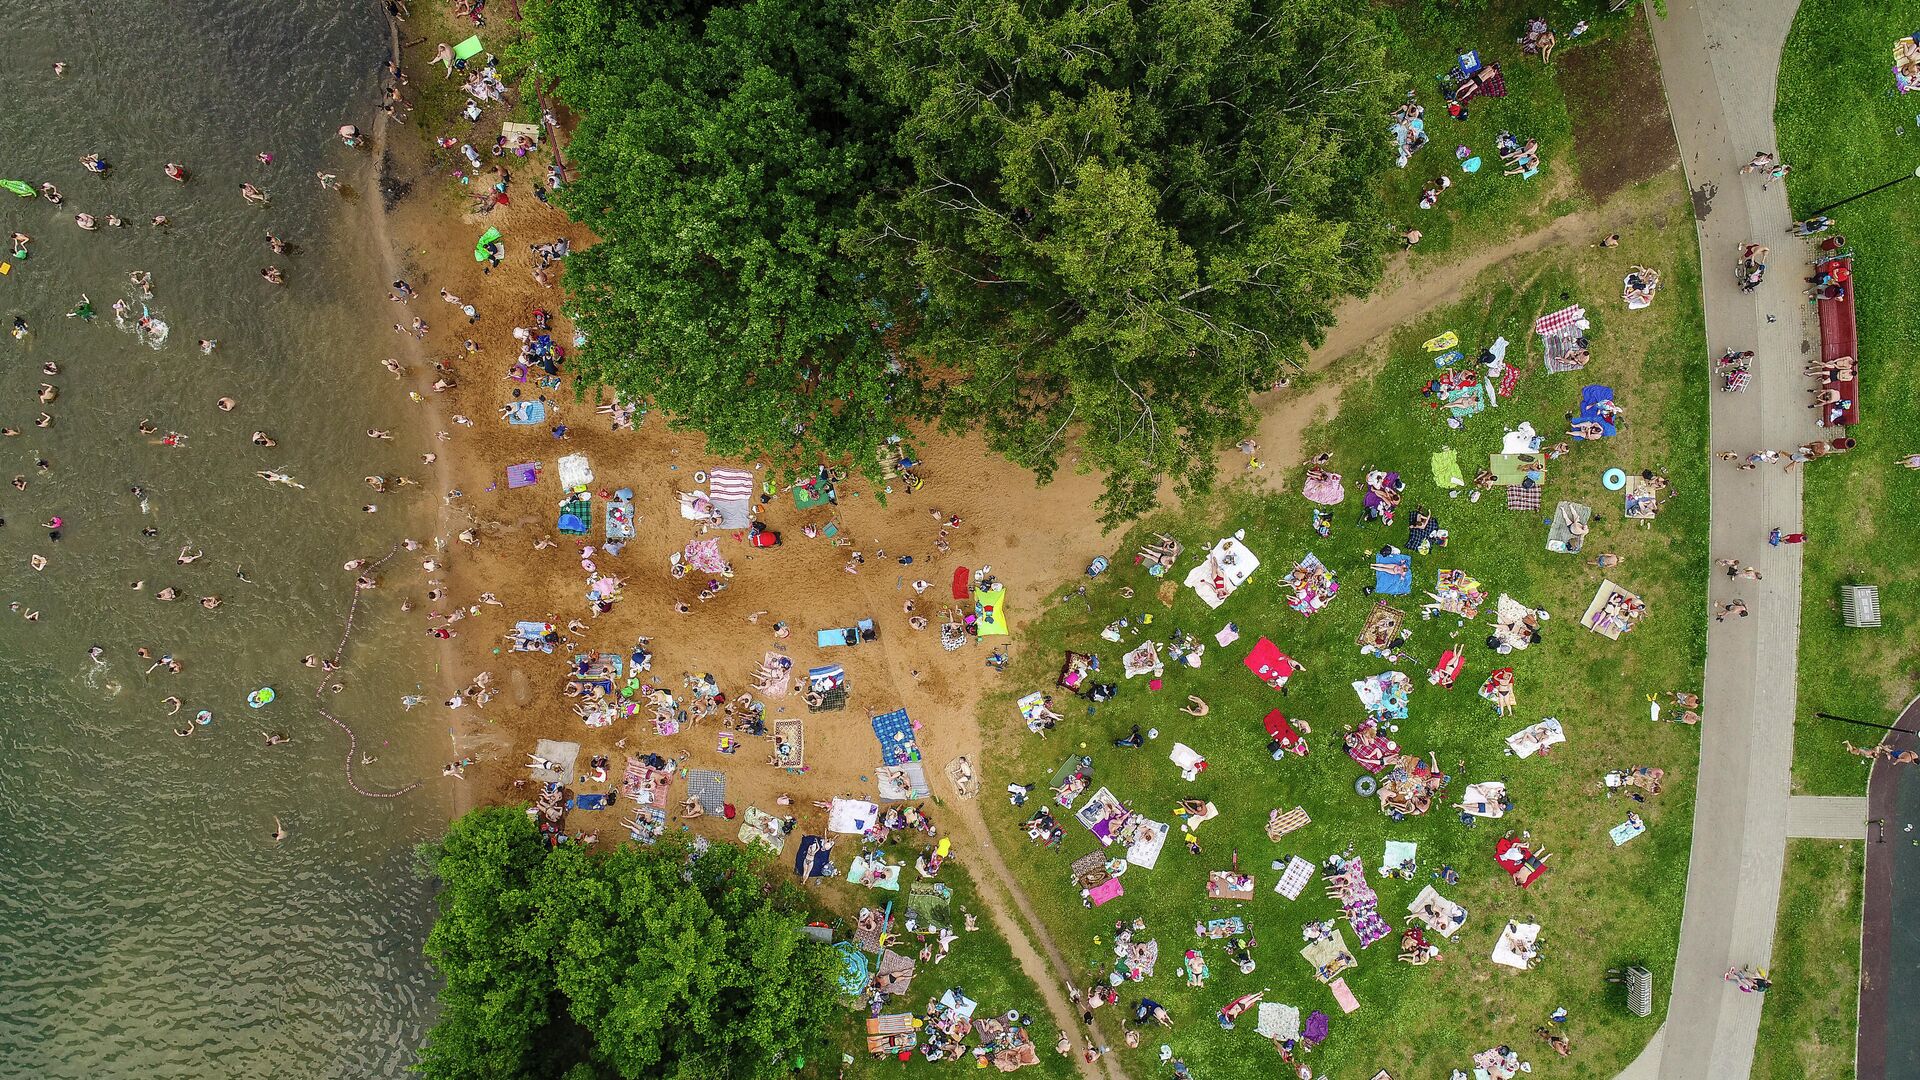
[{"xmin": 1814, "ymin": 250, "xmax": 1858, "ymax": 428}]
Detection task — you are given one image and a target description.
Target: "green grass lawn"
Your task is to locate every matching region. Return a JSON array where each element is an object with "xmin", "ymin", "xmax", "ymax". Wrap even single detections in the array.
[
  {"xmin": 1374, "ymin": 4, "xmax": 1643, "ymax": 263},
  {"xmin": 972, "ymin": 176, "xmax": 1705, "ymax": 1078},
  {"xmin": 1775, "ymin": 0, "xmax": 1920, "ymax": 795},
  {"xmin": 1753, "ymin": 838, "xmax": 1864, "ymax": 1080},
  {"xmin": 806, "ymin": 843, "xmax": 1077, "ymax": 1080}
]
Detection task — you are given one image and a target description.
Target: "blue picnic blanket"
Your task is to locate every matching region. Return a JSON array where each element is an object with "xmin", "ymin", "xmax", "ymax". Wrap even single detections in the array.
[
  {"xmin": 570, "ymin": 792, "xmax": 612, "ymax": 811},
  {"xmin": 1610, "ymin": 818, "xmax": 1646, "ymax": 846},
  {"xmin": 505, "ymin": 400, "xmax": 547, "ymax": 425},
  {"xmin": 1575, "ymin": 385, "xmax": 1617, "ymax": 438},
  {"xmin": 872, "ymin": 708, "xmax": 921, "ymax": 765},
  {"xmin": 1374, "ymin": 552, "xmax": 1412, "ymax": 596},
  {"xmin": 795, "ymin": 835, "xmax": 835, "ymax": 878}
]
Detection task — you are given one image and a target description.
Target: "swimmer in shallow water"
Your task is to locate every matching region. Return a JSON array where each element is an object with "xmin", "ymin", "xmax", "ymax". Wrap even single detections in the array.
[
  {"xmin": 74, "ymin": 213, "xmax": 96, "ymax": 230},
  {"xmin": 260, "ymin": 266, "xmax": 284, "ymax": 284},
  {"xmin": 239, "ymin": 182, "xmax": 268, "ymax": 204},
  {"xmin": 251, "ymin": 431, "xmax": 276, "ymax": 447},
  {"xmin": 40, "ymin": 183, "xmax": 61, "ymax": 203},
  {"xmin": 164, "ymin": 162, "xmax": 187, "ymax": 182}
]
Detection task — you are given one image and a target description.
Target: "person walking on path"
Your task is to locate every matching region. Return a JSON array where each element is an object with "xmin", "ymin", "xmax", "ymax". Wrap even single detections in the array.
[{"xmin": 1714, "ymin": 600, "xmax": 1749, "ymax": 622}]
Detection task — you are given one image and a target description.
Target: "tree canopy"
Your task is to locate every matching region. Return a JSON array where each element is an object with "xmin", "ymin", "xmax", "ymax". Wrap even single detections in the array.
[
  {"xmin": 519, "ymin": 0, "xmax": 1395, "ymax": 521},
  {"xmin": 416, "ymin": 807, "xmax": 838, "ymax": 1080},
  {"xmin": 517, "ymin": 0, "xmax": 911, "ymax": 469}
]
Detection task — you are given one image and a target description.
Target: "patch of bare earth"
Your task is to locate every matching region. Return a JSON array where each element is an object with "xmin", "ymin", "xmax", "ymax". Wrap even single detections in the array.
[{"xmin": 1559, "ymin": 13, "xmax": 1681, "ymax": 204}]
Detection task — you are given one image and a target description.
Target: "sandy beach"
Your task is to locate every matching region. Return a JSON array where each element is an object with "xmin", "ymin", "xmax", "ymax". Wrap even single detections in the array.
[{"xmin": 374, "ymin": 7, "xmax": 1140, "ymax": 841}]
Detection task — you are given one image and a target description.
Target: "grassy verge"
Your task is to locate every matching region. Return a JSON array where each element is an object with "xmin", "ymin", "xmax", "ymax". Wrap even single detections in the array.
[
  {"xmin": 1775, "ymin": 0, "xmax": 1920, "ymax": 795},
  {"xmin": 1753, "ymin": 838, "xmax": 1863, "ymax": 1080},
  {"xmin": 808, "ymin": 845, "xmax": 1077, "ymax": 1080},
  {"xmin": 974, "ymin": 174, "xmax": 1705, "ymax": 1078}
]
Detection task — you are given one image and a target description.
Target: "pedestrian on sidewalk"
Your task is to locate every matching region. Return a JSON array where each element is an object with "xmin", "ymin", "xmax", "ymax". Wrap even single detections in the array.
[
  {"xmin": 1739, "ymin": 151, "xmax": 1775, "ymax": 174},
  {"xmin": 1714, "ymin": 600, "xmax": 1748, "ymax": 621}
]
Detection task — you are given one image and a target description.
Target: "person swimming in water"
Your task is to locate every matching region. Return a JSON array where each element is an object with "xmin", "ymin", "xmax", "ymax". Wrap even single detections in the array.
[
  {"xmin": 240, "ymin": 183, "xmax": 268, "ymax": 204},
  {"xmin": 250, "ymin": 431, "xmax": 276, "ymax": 447},
  {"xmin": 164, "ymin": 163, "xmax": 187, "ymax": 182},
  {"xmin": 177, "ymin": 545, "xmax": 202, "ymax": 564},
  {"xmin": 265, "ymin": 233, "xmax": 286, "ymax": 254},
  {"xmin": 272, "ymin": 817, "xmax": 288, "ymax": 842},
  {"xmin": 80, "ymin": 154, "xmax": 108, "ymax": 173},
  {"xmin": 74, "ymin": 213, "xmax": 96, "ymax": 230},
  {"xmin": 263, "ymin": 731, "xmax": 289, "ymax": 745},
  {"xmin": 66, "ymin": 294, "xmax": 92, "ymax": 320},
  {"xmin": 260, "ymin": 266, "xmax": 284, "ymax": 284},
  {"xmin": 12, "ymin": 316, "xmax": 28, "ymax": 339},
  {"xmin": 39, "ymin": 182, "xmax": 62, "ymax": 203}
]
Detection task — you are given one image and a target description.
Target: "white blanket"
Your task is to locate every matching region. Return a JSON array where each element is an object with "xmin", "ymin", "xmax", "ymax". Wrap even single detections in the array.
[
  {"xmin": 1169, "ymin": 742, "xmax": 1207, "ymax": 781},
  {"xmin": 1183, "ymin": 533, "xmax": 1261, "ymax": 609},
  {"xmin": 557, "ymin": 453, "xmax": 593, "ymax": 490},
  {"xmin": 1490, "ymin": 921, "xmax": 1542, "ymax": 970},
  {"xmin": 1407, "ymin": 884, "xmax": 1468, "ymax": 938},
  {"xmin": 1505, "ymin": 717, "xmax": 1565, "ymax": 758},
  {"xmin": 1459, "ymin": 782, "xmax": 1508, "ymax": 817},
  {"xmin": 1126, "ymin": 819, "xmax": 1169, "ymax": 869},
  {"xmin": 827, "ymin": 797, "xmax": 879, "ymax": 834}
]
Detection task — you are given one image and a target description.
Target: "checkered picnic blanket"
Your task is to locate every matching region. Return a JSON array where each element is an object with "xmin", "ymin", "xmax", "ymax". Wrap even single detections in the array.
[
  {"xmin": 684, "ymin": 769, "xmax": 727, "ymax": 813},
  {"xmin": 1506, "ymin": 485, "xmax": 1543, "ymax": 511},
  {"xmin": 871, "ymin": 709, "xmax": 921, "ymax": 765},
  {"xmin": 1534, "ymin": 304, "xmax": 1585, "ymax": 336}
]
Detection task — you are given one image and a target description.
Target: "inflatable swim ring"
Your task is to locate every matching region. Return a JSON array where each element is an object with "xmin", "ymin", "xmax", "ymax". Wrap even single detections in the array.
[
  {"xmin": 248, "ymin": 687, "xmax": 275, "ymax": 708},
  {"xmin": 1354, "ymin": 774, "xmax": 1379, "ymax": 797},
  {"xmin": 1602, "ymin": 468, "xmax": 1627, "ymax": 491},
  {"xmin": 194, "ymin": 710, "xmax": 213, "ymax": 726}
]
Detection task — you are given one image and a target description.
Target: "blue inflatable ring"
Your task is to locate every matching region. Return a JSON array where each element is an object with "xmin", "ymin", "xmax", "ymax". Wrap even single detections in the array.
[
  {"xmin": 1602, "ymin": 468, "xmax": 1628, "ymax": 491},
  {"xmin": 1355, "ymin": 774, "xmax": 1379, "ymax": 797}
]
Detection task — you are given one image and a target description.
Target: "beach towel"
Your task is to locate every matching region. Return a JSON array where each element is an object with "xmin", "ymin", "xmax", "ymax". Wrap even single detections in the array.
[
  {"xmin": 557, "ymin": 497, "xmax": 591, "ymax": 536},
  {"xmin": 1505, "ymin": 717, "xmax": 1565, "ymax": 758},
  {"xmin": 1506, "ymin": 484, "xmax": 1542, "ymax": 511},
  {"xmin": 951, "ymin": 566, "xmax": 971, "ymax": 599},
  {"xmin": 1381, "ymin": 839, "xmax": 1419, "ymax": 876},
  {"xmin": 973, "ymin": 586, "xmax": 1008, "ymax": 636},
  {"xmin": 871, "ymin": 708, "xmax": 920, "ymax": 765},
  {"xmin": 828, "ymin": 797, "xmax": 879, "ymax": 834},
  {"xmin": 1255, "ymin": 1002, "xmax": 1301, "ymax": 1040},
  {"xmin": 1407, "ymin": 885, "xmax": 1468, "ymax": 938},
  {"xmin": 505, "ymin": 461, "xmax": 540, "ymax": 488},
  {"xmin": 1373, "ymin": 552, "xmax": 1412, "ymax": 595},
  {"xmin": 1611, "ymin": 817, "xmax": 1648, "ymax": 846},
  {"xmin": 1624, "ymin": 475, "xmax": 1658, "ymax": 521},
  {"xmin": 1274, "ymin": 856, "xmax": 1315, "ymax": 900},
  {"xmin": 556, "ymin": 453, "xmax": 593, "ymax": 490},
  {"xmin": 1243, "ymin": 638, "xmax": 1298, "ymax": 689},
  {"xmin": 1301, "ymin": 469, "xmax": 1346, "ymax": 505},
  {"xmin": 1574, "ymin": 384, "xmax": 1618, "ymax": 438},
  {"xmin": 793, "ymin": 835, "xmax": 834, "ymax": 878},
  {"xmin": 1546, "ymin": 501, "xmax": 1591, "ymax": 553},
  {"xmin": 707, "ymin": 468, "xmax": 753, "ymax": 528},
  {"xmin": 737, "ymin": 807, "xmax": 786, "ymax": 853},
  {"xmin": 504, "ymin": 399, "xmax": 546, "ymax": 425},
  {"xmin": 684, "ymin": 769, "xmax": 727, "ymax": 814},
  {"xmin": 1431, "ymin": 448, "xmax": 1465, "ymax": 489},
  {"xmin": 875, "ymin": 762, "xmax": 930, "ymax": 801},
  {"xmin": 1087, "ymin": 877, "xmax": 1125, "ymax": 907},
  {"xmin": 1126, "ymin": 819, "xmax": 1169, "ymax": 869},
  {"xmin": 1491, "ymin": 921, "xmax": 1542, "ymax": 969},
  {"xmin": 1184, "ymin": 534, "xmax": 1261, "ymax": 609}
]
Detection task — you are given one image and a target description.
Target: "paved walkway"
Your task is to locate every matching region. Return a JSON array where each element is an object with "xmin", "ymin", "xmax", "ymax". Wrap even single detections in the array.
[
  {"xmin": 1861, "ymin": 708, "xmax": 1920, "ymax": 1079},
  {"xmin": 1785, "ymin": 795, "xmax": 1869, "ymax": 839},
  {"xmin": 1621, "ymin": 1, "xmax": 1811, "ymax": 1077}
]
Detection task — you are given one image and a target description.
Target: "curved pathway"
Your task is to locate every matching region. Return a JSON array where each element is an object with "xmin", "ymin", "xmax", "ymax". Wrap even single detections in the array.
[{"xmin": 1621, "ymin": 1, "xmax": 1810, "ymax": 1076}]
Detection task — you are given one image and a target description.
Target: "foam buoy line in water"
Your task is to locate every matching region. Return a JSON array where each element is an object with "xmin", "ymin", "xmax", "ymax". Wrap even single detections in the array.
[
  {"xmin": 1602, "ymin": 468, "xmax": 1628, "ymax": 491},
  {"xmin": 248, "ymin": 688, "xmax": 275, "ymax": 708},
  {"xmin": 194, "ymin": 710, "xmax": 213, "ymax": 726}
]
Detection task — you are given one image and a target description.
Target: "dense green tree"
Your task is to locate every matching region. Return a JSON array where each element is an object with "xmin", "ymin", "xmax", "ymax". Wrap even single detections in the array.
[
  {"xmin": 417, "ymin": 808, "xmax": 838, "ymax": 1079},
  {"xmin": 858, "ymin": 0, "xmax": 1396, "ymax": 521},
  {"xmin": 515, "ymin": 0, "xmax": 910, "ymax": 474},
  {"xmin": 518, "ymin": 0, "xmax": 1395, "ymax": 521}
]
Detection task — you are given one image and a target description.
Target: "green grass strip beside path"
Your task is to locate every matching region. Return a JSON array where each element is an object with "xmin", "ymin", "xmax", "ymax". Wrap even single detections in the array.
[
  {"xmin": 1753, "ymin": 838, "xmax": 1864, "ymax": 1080},
  {"xmin": 1776, "ymin": 0, "xmax": 1920, "ymax": 796}
]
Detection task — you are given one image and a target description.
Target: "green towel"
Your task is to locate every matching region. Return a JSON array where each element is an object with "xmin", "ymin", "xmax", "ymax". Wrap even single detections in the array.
[{"xmin": 1431, "ymin": 448, "xmax": 1464, "ymax": 488}]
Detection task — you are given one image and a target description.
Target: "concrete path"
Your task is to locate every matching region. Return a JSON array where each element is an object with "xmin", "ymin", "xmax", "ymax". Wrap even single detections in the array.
[
  {"xmin": 1785, "ymin": 795, "xmax": 1870, "ymax": 839},
  {"xmin": 1621, "ymin": 1, "xmax": 1812, "ymax": 1077}
]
